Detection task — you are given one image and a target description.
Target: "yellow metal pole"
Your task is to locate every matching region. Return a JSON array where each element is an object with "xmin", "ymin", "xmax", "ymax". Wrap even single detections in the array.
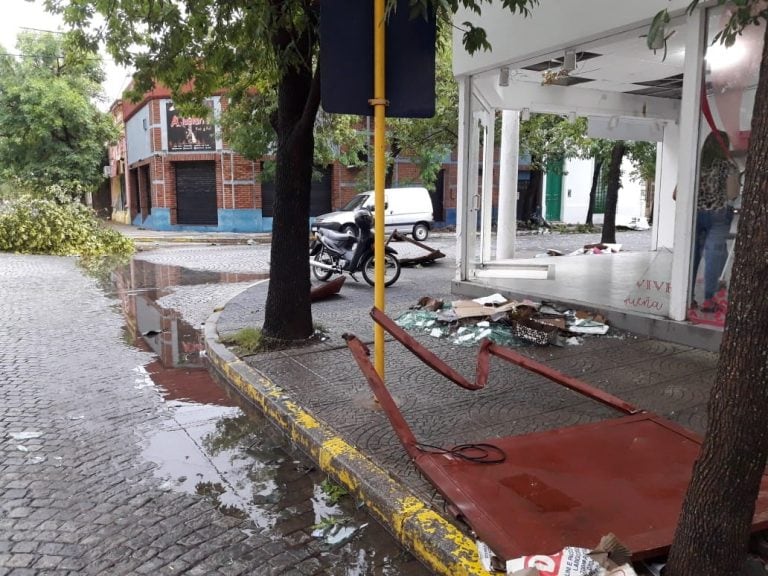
[{"xmin": 372, "ymin": 0, "xmax": 386, "ymax": 379}]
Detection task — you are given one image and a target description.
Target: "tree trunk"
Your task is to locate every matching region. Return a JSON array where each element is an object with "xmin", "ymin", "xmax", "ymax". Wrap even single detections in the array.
[
  {"xmin": 586, "ymin": 158, "xmax": 602, "ymax": 226},
  {"xmin": 521, "ymin": 161, "xmax": 542, "ymax": 222},
  {"xmin": 262, "ymin": 19, "xmax": 320, "ymax": 342},
  {"xmin": 600, "ymin": 141, "xmax": 625, "ymax": 244},
  {"xmin": 666, "ymin": 26, "xmax": 768, "ymax": 576},
  {"xmin": 645, "ymin": 177, "xmax": 655, "ymax": 222},
  {"xmin": 385, "ymin": 139, "xmax": 402, "ymax": 188}
]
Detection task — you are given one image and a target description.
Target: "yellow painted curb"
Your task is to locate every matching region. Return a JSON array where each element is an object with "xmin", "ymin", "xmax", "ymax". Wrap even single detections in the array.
[{"xmin": 204, "ymin": 312, "xmax": 488, "ymax": 576}]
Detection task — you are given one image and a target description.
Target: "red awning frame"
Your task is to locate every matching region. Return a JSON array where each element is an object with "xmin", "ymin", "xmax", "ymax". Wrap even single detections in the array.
[{"xmin": 343, "ymin": 307, "xmax": 768, "ymax": 561}]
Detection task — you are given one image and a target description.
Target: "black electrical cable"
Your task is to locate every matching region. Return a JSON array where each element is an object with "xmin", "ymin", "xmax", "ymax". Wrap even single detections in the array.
[{"xmin": 415, "ymin": 442, "xmax": 506, "ymax": 464}]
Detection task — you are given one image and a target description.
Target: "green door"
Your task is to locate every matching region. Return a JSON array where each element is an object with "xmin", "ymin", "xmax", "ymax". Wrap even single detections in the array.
[{"xmin": 545, "ymin": 161, "xmax": 563, "ymax": 222}]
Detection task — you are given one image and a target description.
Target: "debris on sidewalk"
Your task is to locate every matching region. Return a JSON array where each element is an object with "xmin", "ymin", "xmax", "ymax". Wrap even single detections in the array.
[
  {"xmin": 386, "ymin": 230, "xmax": 445, "ymax": 266},
  {"xmin": 478, "ymin": 533, "xmax": 638, "ymax": 576},
  {"xmin": 396, "ymin": 294, "xmax": 610, "ymax": 347},
  {"xmin": 311, "ymin": 276, "xmax": 345, "ymax": 302},
  {"xmin": 536, "ymin": 243, "xmax": 623, "ymax": 258}
]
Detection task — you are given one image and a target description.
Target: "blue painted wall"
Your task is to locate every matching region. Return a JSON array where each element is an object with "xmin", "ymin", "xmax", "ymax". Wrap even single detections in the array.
[
  {"xmin": 135, "ymin": 208, "xmax": 265, "ymax": 232},
  {"xmin": 218, "ymin": 210, "xmax": 263, "ymax": 232}
]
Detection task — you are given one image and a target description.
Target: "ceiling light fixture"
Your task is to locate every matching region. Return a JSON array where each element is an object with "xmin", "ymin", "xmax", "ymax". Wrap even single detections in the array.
[
  {"xmin": 562, "ymin": 50, "xmax": 577, "ymax": 73},
  {"xmin": 499, "ymin": 67, "xmax": 510, "ymax": 87}
]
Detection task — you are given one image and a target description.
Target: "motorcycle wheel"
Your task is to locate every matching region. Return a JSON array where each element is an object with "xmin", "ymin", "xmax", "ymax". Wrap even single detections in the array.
[
  {"xmin": 312, "ymin": 250, "xmax": 335, "ymax": 282},
  {"xmin": 361, "ymin": 253, "xmax": 401, "ymax": 287}
]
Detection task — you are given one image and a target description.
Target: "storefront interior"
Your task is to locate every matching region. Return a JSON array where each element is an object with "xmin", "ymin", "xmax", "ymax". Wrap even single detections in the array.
[{"xmin": 451, "ymin": 3, "xmax": 762, "ymax": 350}]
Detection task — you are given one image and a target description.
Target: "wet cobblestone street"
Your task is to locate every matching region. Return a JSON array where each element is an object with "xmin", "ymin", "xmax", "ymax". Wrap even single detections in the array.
[{"xmin": 0, "ymin": 251, "xmax": 429, "ymax": 576}]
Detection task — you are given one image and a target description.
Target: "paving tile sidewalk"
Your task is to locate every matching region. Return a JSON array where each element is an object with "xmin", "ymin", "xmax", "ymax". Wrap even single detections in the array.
[{"xmin": 205, "ymin": 267, "xmax": 719, "ymax": 575}]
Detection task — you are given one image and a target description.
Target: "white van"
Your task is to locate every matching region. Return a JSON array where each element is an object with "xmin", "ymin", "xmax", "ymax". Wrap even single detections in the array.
[{"xmin": 313, "ymin": 187, "xmax": 435, "ymax": 240}]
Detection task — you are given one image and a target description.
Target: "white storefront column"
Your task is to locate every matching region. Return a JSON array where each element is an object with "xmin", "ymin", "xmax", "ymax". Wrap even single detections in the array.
[
  {"xmin": 496, "ymin": 110, "xmax": 520, "ymax": 260},
  {"xmin": 480, "ymin": 110, "xmax": 496, "ymax": 263},
  {"xmin": 455, "ymin": 76, "xmax": 472, "ymax": 281},
  {"xmin": 654, "ymin": 123, "xmax": 680, "ymax": 250},
  {"xmin": 669, "ymin": 8, "xmax": 705, "ymax": 321},
  {"xmin": 456, "ymin": 77, "xmax": 483, "ymax": 279}
]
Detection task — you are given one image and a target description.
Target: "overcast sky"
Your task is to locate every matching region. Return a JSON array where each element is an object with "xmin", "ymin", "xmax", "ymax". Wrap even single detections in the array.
[{"xmin": 1, "ymin": 0, "xmax": 132, "ymax": 107}]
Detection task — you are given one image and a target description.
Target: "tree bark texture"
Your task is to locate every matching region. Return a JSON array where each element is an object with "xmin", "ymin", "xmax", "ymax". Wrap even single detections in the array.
[
  {"xmin": 586, "ymin": 159, "xmax": 602, "ymax": 226},
  {"xmin": 521, "ymin": 162, "xmax": 542, "ymax": 222},
  {"xmin": 600, "ymin": 142, "xmax": 625, "ymax": 244},
  {"xmin": 666, "ymin": 24, "xmax": 768, "ymax": 576},
  {"xmin": 263, "ymin": 14, "xmax": 320, "ymax": 341}
]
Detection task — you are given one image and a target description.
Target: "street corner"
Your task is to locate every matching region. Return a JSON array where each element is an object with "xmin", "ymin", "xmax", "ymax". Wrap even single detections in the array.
[{"xmin": 203, "ymin": 308, "xmax": 489, "ymax": 576}]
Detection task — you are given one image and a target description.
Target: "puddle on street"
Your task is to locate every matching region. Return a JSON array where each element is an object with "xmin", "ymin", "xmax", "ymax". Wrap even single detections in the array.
[{"xmin": 107, "ymin": 256, "xmax": 430, "ymax": 575}]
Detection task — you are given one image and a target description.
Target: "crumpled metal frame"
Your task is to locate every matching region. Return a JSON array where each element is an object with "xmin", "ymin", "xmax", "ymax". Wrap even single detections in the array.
[{"xmin": 343, "ymin": 307, "xmax": 768, "ymax": 562}]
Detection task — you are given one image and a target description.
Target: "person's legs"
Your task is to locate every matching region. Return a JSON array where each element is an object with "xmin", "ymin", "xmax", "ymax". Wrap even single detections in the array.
[
  {"xmin": 702, "ymin": 207, "xmax": 733, "ymax": 301},
  {"xmin": 691, "ymin": 210, "xmax": 710, "ymax": 304}
]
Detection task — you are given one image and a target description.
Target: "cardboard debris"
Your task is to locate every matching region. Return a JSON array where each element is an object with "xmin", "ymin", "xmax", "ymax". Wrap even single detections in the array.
[
  {"xmin": 451, "ymin": 299, "xmax": 519, "ymax": 320},
  {"xmin": 478, "ymin": 534, "xmax": 638, "ymax": 576}
]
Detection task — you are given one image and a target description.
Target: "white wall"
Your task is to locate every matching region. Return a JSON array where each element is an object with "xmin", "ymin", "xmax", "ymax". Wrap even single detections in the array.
[
  {"xmin": 561, "ymin": 158, "xmax": 594, "ymax": 224},
  {"xmin": 453, "ymin": 0, "xmax": 691, "ymax": 76},
  {"xmin": 125, "ymin": 106, "xmax": 152, "ymax": 166},
  {"xmin": 554, "ymin": 157, "xmax": 645, "ymax": 226}
]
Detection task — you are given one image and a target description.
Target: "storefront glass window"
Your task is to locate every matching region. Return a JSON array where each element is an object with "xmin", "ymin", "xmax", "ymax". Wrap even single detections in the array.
[{"xmin": 687, "ymin": 6, "xmax": 763, "ymax": 327}]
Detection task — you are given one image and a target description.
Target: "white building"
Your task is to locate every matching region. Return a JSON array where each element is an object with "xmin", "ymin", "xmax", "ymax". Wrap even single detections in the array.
[{"xmin": 451, "ymin": 1, "xmax": 761, "ymax": 349}]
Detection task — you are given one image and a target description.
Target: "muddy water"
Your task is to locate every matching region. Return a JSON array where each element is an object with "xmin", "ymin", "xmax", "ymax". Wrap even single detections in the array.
[{"xmin": 109, "ymin": 257, "xmax": 430, "ymax": 575}]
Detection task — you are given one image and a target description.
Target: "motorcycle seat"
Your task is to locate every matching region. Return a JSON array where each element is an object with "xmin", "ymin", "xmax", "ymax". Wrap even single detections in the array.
[{"xmin": 317, "ymin": 228, "xmax": 356, "ymax": 251}]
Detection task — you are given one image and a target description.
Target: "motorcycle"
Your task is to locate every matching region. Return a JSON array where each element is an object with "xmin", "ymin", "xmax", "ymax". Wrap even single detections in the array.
[{"xmin": 309, "ymin": 209, "xmax": 401, "ymax": 287}]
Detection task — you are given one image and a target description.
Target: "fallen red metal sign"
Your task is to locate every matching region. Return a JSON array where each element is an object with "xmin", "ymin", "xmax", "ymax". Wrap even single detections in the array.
[{"xmin": 343, "ymin": 307, "xmax": 768, "ymax": 562}]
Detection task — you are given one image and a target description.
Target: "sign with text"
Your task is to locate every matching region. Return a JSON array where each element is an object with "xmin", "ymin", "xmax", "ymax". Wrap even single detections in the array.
[{"xmin": 166, "ymin": 101, "xmax": 216, "ymax": 152}]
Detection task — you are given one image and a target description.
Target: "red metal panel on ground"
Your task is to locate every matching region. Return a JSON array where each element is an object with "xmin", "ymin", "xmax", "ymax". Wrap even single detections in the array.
[
  {"xmin": 344, "ymin": 315, "xmax": 768, "ymax": 563},
  {"xmin": 414, "ymin": 412, "xmax": 768, "ymax": 560}
]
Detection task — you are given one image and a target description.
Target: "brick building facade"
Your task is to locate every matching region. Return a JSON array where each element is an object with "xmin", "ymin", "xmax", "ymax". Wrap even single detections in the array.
[{"xmin": 107, "ymin": 88, "xmax": 524, "ymax": 232}]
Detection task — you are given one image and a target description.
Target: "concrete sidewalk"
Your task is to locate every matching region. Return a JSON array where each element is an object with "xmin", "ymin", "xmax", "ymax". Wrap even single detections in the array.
[
  {"xmin": 204, "ymin": 263, "xmax": 719, "ymax": 575},
  {"xmin": 107, "ymin": 221, "xmax": 273, "ymax": 244}
]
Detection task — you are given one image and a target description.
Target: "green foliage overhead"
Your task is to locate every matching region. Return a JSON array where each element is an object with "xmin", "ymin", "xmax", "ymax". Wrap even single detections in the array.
[
  {"xmin": 625, "ymin": 141, "xmax": 657, "ymax": 183},
  {"xmin": 48, "ymin": 0, "xmax": 540, "ymax": 341},
  {"xmin": 0, "ymin": 196, "xmax": 134, "ymax": 257},
  {"xmin": 652, "ymin": 1, "xmax": 767, "ymax": 55},
  {"xmin": 222, "ymin": 23, "xmax": 458, "ymax": 191},
  {"xmin": 685, "ymin": 0, "xmax": 767, "ymax": 46},
  {"xmin": 520, "ymin": 114, "xmax": 592, "ymax": 169},
  {"xmin": 519, "ymin": 113, "xmax": 656, "ymax": 184},
  {"xmin": 0, "ymin": 32, "xmax": 117, "ymax": 193},
  {"xmin": 47, "ymin": 0, "xmax": 536, "ymax": 158}
]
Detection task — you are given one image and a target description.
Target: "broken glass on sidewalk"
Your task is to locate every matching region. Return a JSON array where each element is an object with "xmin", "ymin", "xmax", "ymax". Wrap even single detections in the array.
[{"xmin": 396, "ymin": 294, "xmax": 610, "ymax": 347}]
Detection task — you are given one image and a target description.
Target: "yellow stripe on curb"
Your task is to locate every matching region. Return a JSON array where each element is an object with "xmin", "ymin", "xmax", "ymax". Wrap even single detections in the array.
[{"xmin": 205, "ymin": 324, "xmax": 488, "ymax": 575}]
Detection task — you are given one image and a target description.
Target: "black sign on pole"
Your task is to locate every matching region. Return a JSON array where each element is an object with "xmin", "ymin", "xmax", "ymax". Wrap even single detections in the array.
[{"xmin": 320, "ymin": 0, "xmax": 436, "ymax": 118}]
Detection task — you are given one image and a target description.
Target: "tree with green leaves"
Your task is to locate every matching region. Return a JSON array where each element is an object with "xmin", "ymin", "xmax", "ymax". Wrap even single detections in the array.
[
  {"xmin": 517, "ymin": 113, "xmax": 591, "ymax": 224},
  {"xmin": 221, "ymin": 25, "xmax": 458, "ymax": 194},
  {"xmin": 649, "ymin": 2, "xmax": 768, "ymax": 575},
  {"xmin": 599, "ymin": 140, "xmax": 625, "ymax": 244},
  {"xmin": 0, "ymin": 32, "xmax": 116, "ymax": 197},
  {"xmin": 47, "ymin": 0, "xmax": 539, "ymax": 342}
]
